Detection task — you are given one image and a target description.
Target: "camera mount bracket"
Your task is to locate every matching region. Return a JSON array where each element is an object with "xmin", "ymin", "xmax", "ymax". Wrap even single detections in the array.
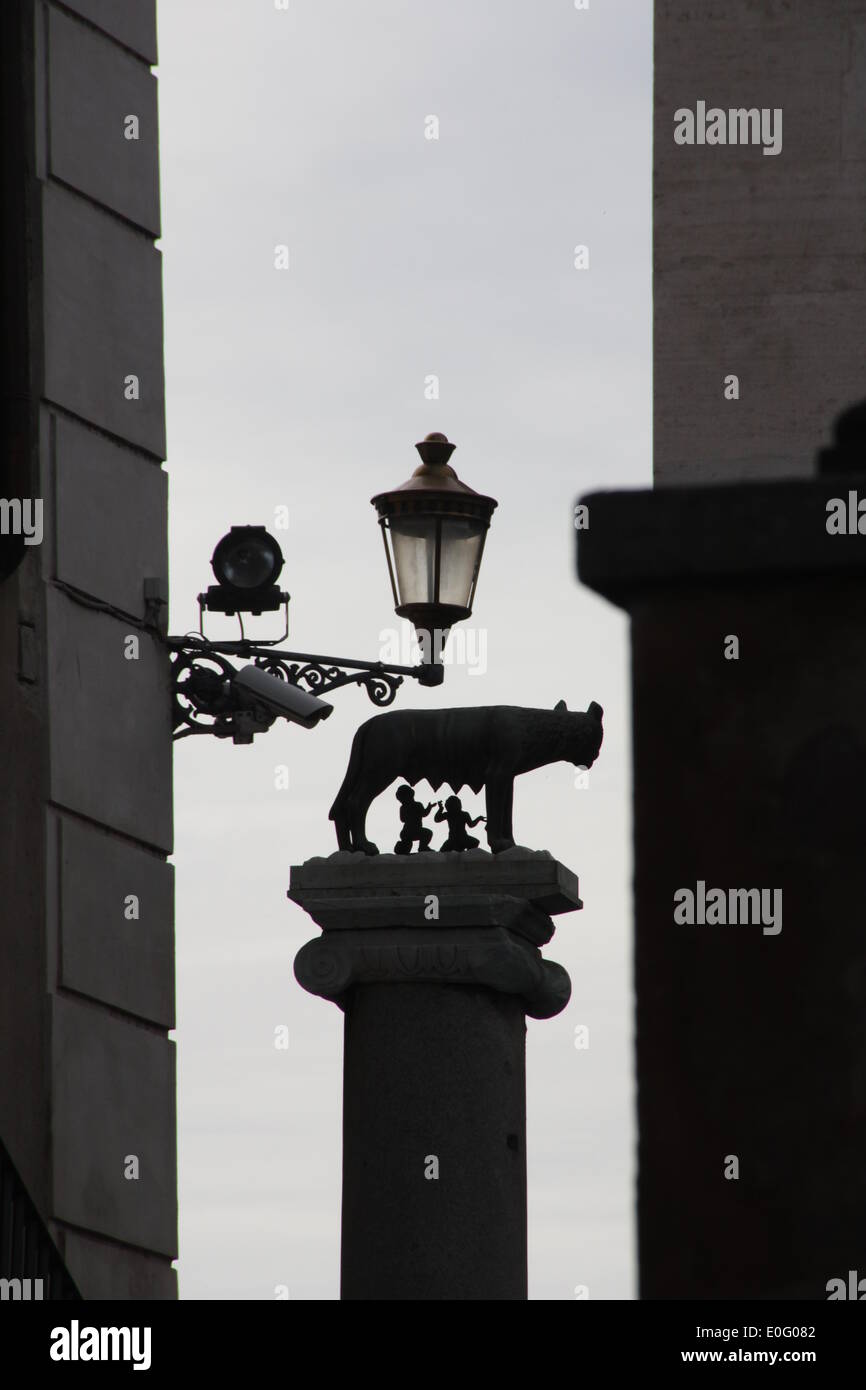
[{"xmin": 167, "ymin": 634, "xmax": 444, "ymax": 743}]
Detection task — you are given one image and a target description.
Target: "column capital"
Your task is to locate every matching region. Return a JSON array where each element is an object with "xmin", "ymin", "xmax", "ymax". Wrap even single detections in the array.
[{"xmin": 288, "ymin": 848, "xmax": 582, "ymax": 1020}]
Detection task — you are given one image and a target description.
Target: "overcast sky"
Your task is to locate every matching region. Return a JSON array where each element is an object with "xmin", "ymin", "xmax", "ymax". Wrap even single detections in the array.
[{"xmin": 157, "ymin": 0, "xmax": 651, "ymax": 1300}]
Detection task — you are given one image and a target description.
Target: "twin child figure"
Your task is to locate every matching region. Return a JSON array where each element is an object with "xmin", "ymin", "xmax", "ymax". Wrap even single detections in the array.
[{"xmin": 394, "ymin": 784, "xmax": 486, "ymax": 854}]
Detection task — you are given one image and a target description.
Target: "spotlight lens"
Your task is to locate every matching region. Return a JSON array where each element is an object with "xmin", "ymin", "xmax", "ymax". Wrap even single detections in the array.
[
  {"xmin": 212, "ymin": 527, "xmax": 283, "ymax": 590},
  {"xmin": 222, "ymin": 540, "xmax": 276, "ymax": 589}
]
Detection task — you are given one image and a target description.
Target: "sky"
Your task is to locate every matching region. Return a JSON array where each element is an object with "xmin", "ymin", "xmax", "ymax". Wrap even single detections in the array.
[{"xmin": 156, "ymin": 0, "xmax": 651, "ymax": 1300}]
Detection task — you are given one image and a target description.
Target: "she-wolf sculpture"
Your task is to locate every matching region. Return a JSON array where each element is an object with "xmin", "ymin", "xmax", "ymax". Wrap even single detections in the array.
[{"xmin": 329, "ymin": 699, "xmax": 604, "ymax": 855}]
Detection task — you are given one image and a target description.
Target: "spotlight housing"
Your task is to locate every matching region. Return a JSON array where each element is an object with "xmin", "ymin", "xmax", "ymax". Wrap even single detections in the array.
[{"xmin": 201, "ymin": 525, "xmax": 287, "ymax": 615}]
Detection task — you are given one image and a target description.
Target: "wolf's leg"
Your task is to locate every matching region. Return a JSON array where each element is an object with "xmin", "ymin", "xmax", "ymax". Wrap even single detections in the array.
[
  {"xmin": 500, "ymin": 779, "xmax": 514, "ymax": 845},
  {"xmin": 329, "ymin": 728, "xmax": 365, "ymax": 849},
  {"xmin": 485, "ymin": 776, "xmax": 515, "ymax": 853},
  {"xmin": 347, "ymin": 792, "xmax": 379, "ymax": 855},
  {"xmin": 333, "ymin": 806, "xmax": 352, "ymax": 850}
]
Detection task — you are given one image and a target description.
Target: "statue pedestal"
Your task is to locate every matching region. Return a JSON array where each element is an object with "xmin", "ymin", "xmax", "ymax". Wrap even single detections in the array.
[{"xmin": 288, "ymin": 848, "xmax": 582, "ymax": 1301}]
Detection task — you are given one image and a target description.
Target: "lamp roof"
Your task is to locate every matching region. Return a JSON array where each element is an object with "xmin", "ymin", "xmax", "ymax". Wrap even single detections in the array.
[{"xmin": 371, "ymin": 434, "xmax": 498, "ymax": 515}]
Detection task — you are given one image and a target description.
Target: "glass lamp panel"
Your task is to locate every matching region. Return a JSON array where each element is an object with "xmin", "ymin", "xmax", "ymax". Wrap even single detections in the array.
[
  {"xmin": 389, "ymin": 517, "xmax": 439, "ymax": 606},
  {"xmin": 437, "ymin": 518, "xmax": 486, "ymax": 609},
  {"xmin": 221, "ymin": 539, "xmax": 277, "ymax": 589}
]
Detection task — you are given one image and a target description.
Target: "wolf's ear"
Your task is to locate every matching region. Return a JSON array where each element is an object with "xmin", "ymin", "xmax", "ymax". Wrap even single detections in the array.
[{"xmin": 554, "ymin": 699, "xmax": 567, "ymax": 711}]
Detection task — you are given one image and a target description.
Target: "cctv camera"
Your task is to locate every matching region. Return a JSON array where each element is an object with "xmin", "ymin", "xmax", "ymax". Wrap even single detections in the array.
[{"xmin": 233, "ymin": 665, "xmax": 333, "ymax": 730}]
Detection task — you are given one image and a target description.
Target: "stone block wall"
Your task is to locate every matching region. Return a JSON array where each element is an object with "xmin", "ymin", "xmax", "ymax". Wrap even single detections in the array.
[
  {"xmin": 654, "ymin": 0, "xmax": 866, "ymax": 482},
  {"xmin": 0, "ymin": 0, "xmax": 175, "ymax": 1299}
]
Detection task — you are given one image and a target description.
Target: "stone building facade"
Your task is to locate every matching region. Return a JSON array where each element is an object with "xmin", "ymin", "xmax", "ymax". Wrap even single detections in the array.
[
  {"xmin": 654, "ymin": 0, "xmax": 866, "ymax": 483},
  {"xmin": 0, "ymin": 0, "xmax": 175, "ymax": 1299},
  {"xmin": 577, "ymin": 0, "xmax": 866, "ymax": 1298}
]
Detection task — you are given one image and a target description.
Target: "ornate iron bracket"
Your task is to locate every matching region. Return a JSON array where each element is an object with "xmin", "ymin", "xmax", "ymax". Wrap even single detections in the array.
[{"xmin": 167, "ymin": 634, "xmax": 443, "ymax": 743}]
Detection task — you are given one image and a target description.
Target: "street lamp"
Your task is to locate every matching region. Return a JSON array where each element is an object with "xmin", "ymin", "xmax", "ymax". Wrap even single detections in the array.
[
  {"xmin": 165, "ymin": 433, "xmax": 496, "ymax": 743},
  {"xmin": 372, "ymin": 432, "xmax": 497, "ymax": 660}
]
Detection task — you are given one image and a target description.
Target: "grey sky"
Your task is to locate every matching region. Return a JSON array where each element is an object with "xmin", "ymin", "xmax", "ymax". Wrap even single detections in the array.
[{"xmin": 157, "ymin": 0, "xmax": 651, "ymax": 1299}]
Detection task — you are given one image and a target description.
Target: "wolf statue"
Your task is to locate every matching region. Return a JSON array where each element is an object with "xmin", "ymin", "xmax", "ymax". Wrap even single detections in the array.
[{"xmin": 329, "ymin": 699, "xmax": 604, "ymax": 855}]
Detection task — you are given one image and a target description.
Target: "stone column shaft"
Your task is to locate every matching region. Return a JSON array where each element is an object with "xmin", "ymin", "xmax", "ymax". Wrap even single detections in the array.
[{"xmin": 341, "ymin": 982, "xmax": 527, "ymax": 1300}]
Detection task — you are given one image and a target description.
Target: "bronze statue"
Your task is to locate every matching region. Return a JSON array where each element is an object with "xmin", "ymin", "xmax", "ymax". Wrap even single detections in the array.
[
  {"xmin": 393, "ymin": 785, "xmax": 435, "ymax": 854},
  {"xmin": 329, "ymin": 699, "xmax": 603, "ymax": 855},
  {"xmin": 434, "ymin": 795, "xmax": 485, "ymax": 852}
]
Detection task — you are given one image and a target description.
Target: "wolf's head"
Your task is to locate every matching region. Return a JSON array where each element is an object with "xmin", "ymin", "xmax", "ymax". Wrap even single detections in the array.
[{"xmin": 555, "ymin": 699, "xmax": 604, "ymax": 767}]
